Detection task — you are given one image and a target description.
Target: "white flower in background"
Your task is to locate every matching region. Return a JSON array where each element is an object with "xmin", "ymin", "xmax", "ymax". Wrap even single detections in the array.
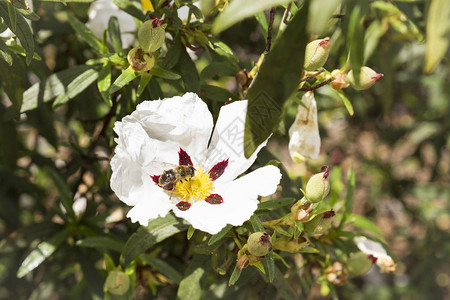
[
  {"xmin": 288, "ymin": 91, "xmax": 321, "ymax": 162},
  {"xmin": 110, "ymin": 93, "xmax": 281, "ymax": 234},
  {"xmin": 86, "ymin": 0, "xmax": 137, "ymax": 49},
  {"xmin": 354, "ymin": 236, "xmax": 397, "ymax": 273}
]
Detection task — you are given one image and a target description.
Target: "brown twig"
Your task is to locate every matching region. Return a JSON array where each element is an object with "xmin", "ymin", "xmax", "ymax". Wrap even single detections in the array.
[
  {"xmin": 265, "ymin": 8, "xmax": 276, "ymax": 54},
  {"xmin": 283, "ymin": 3, "xmax": 292, "ymax": 24},
  {"xmin": 300, "ymin": 69, "xmax": 325, "ymax": 82},
  {"xmin": 298, "ymin": 77, "xmax": 335, "ymax": 92}
]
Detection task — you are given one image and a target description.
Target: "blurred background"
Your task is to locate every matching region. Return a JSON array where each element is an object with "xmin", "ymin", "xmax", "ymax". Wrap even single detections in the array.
[{"xmin": 0, "ymin": 0, "xmax": 449, "ymax": 299}]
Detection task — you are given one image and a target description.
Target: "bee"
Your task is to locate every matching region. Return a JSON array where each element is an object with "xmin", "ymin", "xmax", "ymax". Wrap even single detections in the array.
[{"xmin": 158, "ymin": 165, "xmax": 196, "ymax": 191}]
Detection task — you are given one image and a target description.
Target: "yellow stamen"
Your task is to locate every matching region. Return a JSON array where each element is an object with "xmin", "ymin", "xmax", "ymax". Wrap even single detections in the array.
[{"xmin": 173, "ymin": 166, "xmax": 213, "ymax": 202}]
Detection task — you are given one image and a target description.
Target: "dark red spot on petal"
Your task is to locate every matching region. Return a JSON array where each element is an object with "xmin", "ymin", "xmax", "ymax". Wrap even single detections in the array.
[
  {"xmin": 151, "ymin": 175, "xmax": 160, "ymax": 184},
  {"xmin": 208, "ymin": 159, "xmax": 229, "ymax": 181},
  {"xmin": 323, "ymin": 209, "xmax": 335, "ymax": 218},
  {"xmin": 368, "ymin": 254, "xmax": 378, "ymax": 264},
  {"xmin": 176, "ymin": 201, "xmax": 191, "ymax": 211},
  {"xmin": 179, "ymin": 148, "xmax": 193, "ymax": 166},
  {"xmin": 205, "ymin": 194, "xmax": 223, "ymax": 204}
]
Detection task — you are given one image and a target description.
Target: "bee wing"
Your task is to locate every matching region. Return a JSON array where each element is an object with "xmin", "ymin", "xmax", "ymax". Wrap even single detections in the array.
[{"xmin": 143, "ymin": 161, "xmax": 178, "ymax": 176}]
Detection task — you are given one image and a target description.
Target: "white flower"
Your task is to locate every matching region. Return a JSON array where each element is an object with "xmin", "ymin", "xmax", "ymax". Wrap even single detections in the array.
[
  {"xmin": 354, "ymin": 236, "xmax": 397, "ymax": 273},
  {"xmin": 86, "ymin": 0, "xmax": 137, "ymax": 49},
  {"xmin": 288, "ymin": 91, "xmax": 321, "ymax": 162},
  {"xmin": 110, "ymin": 93, "xmax": 281, "ymax": 234}
]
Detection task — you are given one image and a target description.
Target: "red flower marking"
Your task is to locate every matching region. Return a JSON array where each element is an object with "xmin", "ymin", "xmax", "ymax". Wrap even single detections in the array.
[
  {"xmin": 208, "ymin": 159, "xmax": 229, "ymax": 181},
  {"xmin": 179, "ymin": 148, "xmax": 193, "ymax": 166},
  {"xmin": 151, "ymin": 175, "xmax": 160, "ymax": 184},
  {"xmin": 176, "ymin": 201, "xmax": 191, "ymax": 211},
  {"xmin": 321, "ymin": 166, "xmax": 330, "ymax": 179},
  {"xmin": 368, "ymin": 254, "xmax": 378, "ymax": 264},
  {"xmin": 323, "ymin": 209, "xmax": 335, "ymax": 218},
  {"xmin": 205, "ymin": 194, "xmax": 223, "ymax": 204}
]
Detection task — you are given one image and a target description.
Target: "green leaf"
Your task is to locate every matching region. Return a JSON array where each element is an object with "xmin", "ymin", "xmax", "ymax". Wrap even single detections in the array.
[
  {"xmin": 208, "ymin": 224, "xmax": 232, "ymax": 245},
  {"xmin": 265, "ymin": 251, "xmax": 275, "ymax": 282},
  {"xmin": 109, "ymin": 66, "xmax": 137, "ymax": 94},
  {"xmin": 244, "ymin": 3, "xmax": 309, "ymax": 157},
  {"xmin": 349, "ymin": 214, "xmax": 383, "ymax": 239},
  {"xmin": 212, "ymin": 0, "xmax": 293, "ymax": 34},
  {"xmin": 272, "ymin": 267, "xmax": 298, "ymax": 300},
  {"xmin": 177, "ymin": 255, "xmax": 209, "ymax": 300},
  {"xmin": 0, "ymin": 38, "xmax": 13, "ymax": 66},
  {"xmin": 211, "ymin": 40, "xmax": 239, "ymax": 62},
  {"xmin": 7, "ymin": 1, "xmax": 16, "ymax": 32},
  {"xmin": 200, "ymin": 61, "xmax": 239, "ymax": 79},
  {"xmin": 52, "ymin": 68, "xmax": 99, "ymax": 107},
  {"xmin": 108, "ymin": 16, "xmax": 123, "ymax": 53},
  {"xmin": 76, "ymin": 237, "xmax": 124, "ymax": 253},
  {"xmin": 200, "ymin": 84, "xmax": 236, "ymax": 102},
  {"xmin": 149, "ymin": 67, "xmax": 182, "ymax": 80},
  {"xmin": 113, "ymin": 0, "xmax": 145, "ymax": 21},
  {"xmin": 0, "ymin": 1, "xmax": 34, "ymax": 65},
  {"xmin": 121, "ymin": 213, "xmax": 189, "ymax": 266},
  {"xmin": 175, "ymin": 48, "xmax": 200, "ymax": 93},
  {"xmin": 255, "ymin": 11, "xmax": 268, "ymax": 41},
  {"xmin": 307, "ymin": 0, "xmax": 340, "ymax": 35},
  {"xmin": 187, "ymin": 225, "xmax": 195, "ymax": 240},
  {"xmin": 339, "ymin": 167, "xmax": 355, "ymax": 227},
  {"xmin": 424, "ymin": 0, "xmax": 450, "ymax": 73},
  {"xmin": 21, "ymin": 65, "xmax": 98, "ymax": 113},
  {"xmin": 17, "ymin": 227, "xmax": 71, "ymax": 278},
  {"xmin": 140, "ymin": 255, "xmax": 183, "ymax": 284},
  {"xmin": 257, "ymin": 197, "xmax": 295, "ymax": 211},
  {"xmin": 12, "ymin": 0, "xmax": 40, "ymax": 21},
  {"xmin": 164, "ymin": 35, "xmax": 182, "ymax": 69},
  {"xmin": 137, "ymin": 74, "xmax": 152, "ymax": 97},
  {"xmin": 250, "ymin": 214, "xmax": 264, "ymax": 232},
  {"xmin": 228, "ymin": 265, "xmax": 241, "ymax": 286},
  {"xmin": 65, "ymin": 11, "xmax": 105, "ymax": 53},
  {"xmin": 347, "ymin": 0, "xmax": 369, "ymax": 85},
  {"xmin": 336, "ymin": 90, "xmax": 354, "ymax": 116},
  {"xmin": 97, "ymin": 64, "xmax": 112, "ymax": 103},
  {"xmin": 104, "ymin": 254, "xmax": 116, "ymax": 271},
  {"xmin": 45, "ymin": 167, "xmax": 74, "ymax": 219}
]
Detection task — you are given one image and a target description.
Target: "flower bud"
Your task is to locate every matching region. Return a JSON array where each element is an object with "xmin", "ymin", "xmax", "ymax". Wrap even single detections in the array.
[
  {"xmin": 236, "ymin": 253, "xmax": 249, "ymax": 271},
  {"xmin": 330, "ymin": 69, "xmax": 350, "ymax": 90},
  {"xmin": 304, "ymin": 38, "xmax": 331, "ymax": 71},
  {"xmin": 347, "ymin": 66, "xmax": 383, "ymax": 90},
  {"xmin": 347, "ymin": 252, "xmax": 373, "ymax": 276},
  {"xmin": 291, "ymin": 199, "xmax": 312, "ymax": 222},
  {"xmin": 247, "ymin": 232, "xmax": 272, "ymax": 257},
  {"xmin": 325, "ymin": 262, "xmax": 348, "ymax": 286},
  {"xmin": 105, "ymin": 271, "xmax": 130, "ymax": 295},
  {"xmin": 304, "ymin": 209, "xmax": 335, "ymax": 235},
  {"xmin": 305, "ymin": 166, "xmax": 330, "ymax": 203},
  {"xmin": 127, "ymin": 47, "xmax": 155, "ymax": 72},
  {"xmin": 138, "ymin": 20, "xmax": 165, "ymax": 53}
]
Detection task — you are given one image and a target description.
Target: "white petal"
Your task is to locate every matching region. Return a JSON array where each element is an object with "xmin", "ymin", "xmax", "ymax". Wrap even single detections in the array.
[
  {"xmin": 354, "ymin": 236, "xmax": 389, "ymax": 259},
  {"xmin": 205, "ymin": 100, "xmax": 268, "ymax": 184},
  {"xmin": 132, "ymin": 93, "xmax": 213, "ymax": 164},
  {"xmin": 127, "ymin": 188, "xmax": 173, "ymax": 225},
  {"xmin": 173, "ymin": 165, "xmax": 281, "ymax": 234},
  {"xmin": 86, "ymin": 0, "xmax": 137, "ymax": 48},
  {"xmin": 288, "ymin": 92, "xmax": 321, "ymax": 162}
]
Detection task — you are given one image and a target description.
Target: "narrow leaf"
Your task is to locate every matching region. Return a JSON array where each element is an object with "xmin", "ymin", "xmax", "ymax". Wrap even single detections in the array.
[
  {"xmin": 46, "ymin": 167, "xmax": 74, "ymax": 219},
  {"xmin": 212, "ymin": 0, "xmax": 293, "ymax": 34},
  {"xmin": 255, "ymin": 11, "xmax": 268, "ymax": 41},
  {"xmin": 177, "ymin": 255, "xmax": 209, "ymax": 300},
  {"xmin": 121, "ymin": 213, "xmax": 189, "ymax": 266},
  {"xmin": 257, "ymin": 197, "xmax": 295, "ymax": 211},
  {"xmin": 149, "ymin": 67, "xmax": 181, "ymax": 80},
  {"xmin": 137, "ymin": 74, "xmax": 152, "ymax": 97},
  {"xmin": 52, "ymin": 68, "xmax": 99, "ymax": 107},
  {"xmin": 140, "ymin": 255, "xmax": 183, "ymax": 284},
  {"xmin": 265, "ymin": 251, "xmax": 275, "ymax": 282},
  {"xmin": 108, "ymin": 16, "xmax": 123, "ymax": 53},
  {"xmin": 0, "ymin": 38, "xmax": 13, "ymax": 66},
  {"xmin": 228, "ymin": 265, "xmax": 241, "ymax": 286},
  {"xmin": 109, "ymin": 66, "xmax": 137, "ymax": 94},
  {"xmin": 17, "ymin": 227, "xmax": 71, "ymax": 278},
  {"xmin": 250, "ymin": 215, "xmax": 264, "ymax": 232},
  {"xmin": 113, "ymin": 0, "xmax": 145, "ymax": 20},
  {"xmin": 244, "ymin": 3, "xmax": 309, "ymax": 157},
  {"xmin": 337, "ymin": 90, "xmax": 354, "ymax": 116},
  {"xmin": 208, "ymin": 224, "xmax": 232, "ymax": 245},
  {"xmin": 424, "ymin": 0, "xmax": 450, "ymax": 73},
  {"xmin": 307, "ymin": 0, "xmax": 341, "ymax": 35},
  {"xmin": 339, "ymin": 167, "xmax": 355, "ymax": 227},
  {"xmin": 76, "ymin": 236, "xmax": 124, "ymax": 252},
  {"xmin": 65, "ymin": 11, "xmax": 105, "ymax": 53},
  {"xmin": 200, "ymin": 84, "xmax": 236, "ymax": 102}
]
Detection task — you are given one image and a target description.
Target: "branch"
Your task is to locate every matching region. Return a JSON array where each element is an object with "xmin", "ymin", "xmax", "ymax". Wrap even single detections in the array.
[{"xmin": 298, "ymin": 77, "xmax": 335, "ymax": 92}]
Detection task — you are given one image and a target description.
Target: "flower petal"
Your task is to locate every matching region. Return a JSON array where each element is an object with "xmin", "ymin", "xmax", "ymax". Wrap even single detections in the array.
[
  {"xmin": 288, "ymin": 92, "xmax": 321, "ymax": 162},
  {"xmin": 173, "ymin": 165, "xmax": 281, "ymax": 234},
  {"xmin": 205, "ymin": 100, "xmax": 268, "ymax": 184},
  {"xmin": 131, "ymin": 93, "xmax": 213, "ymax": 165},
  {"xmin": 126, "ymin": 187, "xmax": 173, "ymax": 225}
]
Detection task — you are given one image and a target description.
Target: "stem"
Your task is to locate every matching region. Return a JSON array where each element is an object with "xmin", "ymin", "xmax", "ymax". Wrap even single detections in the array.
[
  {"xmin": 298, "ymin": 77, "xmax": 335, "ymax": 92},
  {"xmin": 265, "ymin": 8, "xmax": 276, "ymax": 55},
  {"xmin": 283, "ymin": 3, "xmax": 292, "ymax": 24},
  {"xmin": 300, "ymin": 69, "xmax": 325, "ymax": 82}
]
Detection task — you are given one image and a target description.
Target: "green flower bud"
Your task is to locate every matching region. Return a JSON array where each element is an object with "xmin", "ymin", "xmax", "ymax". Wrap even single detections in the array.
[
  {"xmin": 138, "ymin": 20, "xmax": 166, "ymax": 53},
  {"xmin": 347, "ymin": 252, "xmax": 373, "ymax": 276},
  {"xmin": 304, "ymin": 38, "xmax": 331, "ymax": 71},
  {"xmin": 305, "ymin": 166, "xmax": 330, "ymax": 203},
  {"xmin": 247, "ymin": 232, "xmax": 272, "ymax": 257},
  {"xmin": 127, "ymin": 47, "xmax": 155, "ymax": 72},
  {"xmin": 105, "ymin": 271, "xmax": 130, "ymax": 296},
  {"xmin": 304, "ymin": 210, "xmax": 335, "ymax": 235},
  {"xmin": 347, "ymin": 66, "xmax": 383, "ymax": 90}
]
